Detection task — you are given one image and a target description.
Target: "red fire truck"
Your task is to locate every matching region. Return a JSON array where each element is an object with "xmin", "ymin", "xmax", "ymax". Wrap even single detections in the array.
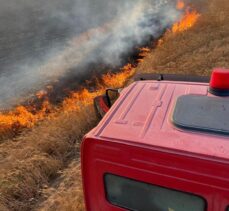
[{"xmin": 81, "ymin": 68, "xmax": 229, "ymax": 211}]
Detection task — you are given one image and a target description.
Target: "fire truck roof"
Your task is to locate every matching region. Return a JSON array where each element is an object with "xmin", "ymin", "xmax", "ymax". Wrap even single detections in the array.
[{"xmin": 92, "ymin": 80, "xmax": 229, "ymax": 161}]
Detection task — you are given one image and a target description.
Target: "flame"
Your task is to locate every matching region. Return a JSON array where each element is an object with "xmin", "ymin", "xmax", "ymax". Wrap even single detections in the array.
[
  {"xmin": 156, "ymin": 1, "xmax": 200, "ymax": 49},
  {"xmin": 176, "ymin": 0, "xmax": 185, "ymax": 10},
  {"xmin": 0, "ymin": 64, "xmax": 135, "ymax": 135},
  {"xmin": 62, "ymin": 64, "xmax": 135, "ymax": 113},
  {"xmin": 172, "ymin": 9, "xmax": 200, "ymax": 33},
  {"xmin": 0, "ymin": 1, "xmax": 200, "ymax": 137},
  {"xmin": 102, "ymin": 64, "xmax": 135, "ymax": 87},
  {"xmin": 0, "ymin": 100, "xmax": 53, "ymax": 130},
  {"xmin": 137, "ymin": 47, "xmax": 150, "ymax": 63}
]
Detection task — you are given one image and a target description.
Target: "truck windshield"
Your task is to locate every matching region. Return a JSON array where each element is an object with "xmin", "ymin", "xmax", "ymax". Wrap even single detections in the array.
[{"xmin": 105, "ymin": 174, "xmax": 206, "ymax": 211}]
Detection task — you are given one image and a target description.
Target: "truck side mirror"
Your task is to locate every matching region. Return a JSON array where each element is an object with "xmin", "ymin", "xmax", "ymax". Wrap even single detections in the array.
[
  {"xmin": 105, "ymin": 89, "xmax": 120, "ymax": 107},
  {"xmin": 94, "ymin": 88, "xmax": 121, "ymax": 118}
]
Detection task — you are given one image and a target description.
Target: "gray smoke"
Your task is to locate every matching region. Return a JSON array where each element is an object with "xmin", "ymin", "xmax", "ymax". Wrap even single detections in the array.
[{"xmin": 0, "ymin": 0, "xmax": 182, "ymax": 109}]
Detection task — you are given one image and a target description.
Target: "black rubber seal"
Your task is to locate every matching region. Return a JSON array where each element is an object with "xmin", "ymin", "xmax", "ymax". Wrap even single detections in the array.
[
  {"xmin": 209, "ymin": 87, "xmax": 229, "ymax": 96},
  {"xmin": 134, "ymin": 73, "xmax": 210, "ymax": 83}
]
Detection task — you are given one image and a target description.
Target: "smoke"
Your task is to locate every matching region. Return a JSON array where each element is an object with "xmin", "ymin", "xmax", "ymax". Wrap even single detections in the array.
[{"xmin": 0, "ymin": 0, "xmax": 182, "ymax": 109}]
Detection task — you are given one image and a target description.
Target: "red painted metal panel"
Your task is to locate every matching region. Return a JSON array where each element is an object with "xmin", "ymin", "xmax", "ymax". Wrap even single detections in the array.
[
  {"xmin": 81, "ymin": 80, "xmax": 229, "ymax": 211},
  {"xmin": 81, "ymin": 138, "xmax": 229, "ymax": 211},
  {"xmin": 93, "ymin": 81, "xmax": 229, "ymax": 160}
]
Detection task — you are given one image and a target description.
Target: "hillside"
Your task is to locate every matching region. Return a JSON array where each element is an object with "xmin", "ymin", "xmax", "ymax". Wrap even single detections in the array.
[
  {"xmin": 0, "ymin": 0, "xmax": 228, "ymax": 210},
  {"xmin": 37, "ymin": 0, "xmax": 229, "ymax": 210},
  {"xmin": 137, "ymin": 0, "xmax": 229, "ymax": 75}
]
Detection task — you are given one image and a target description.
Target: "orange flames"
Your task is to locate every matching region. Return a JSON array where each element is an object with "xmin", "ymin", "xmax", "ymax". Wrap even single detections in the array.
[
  {"xmin": 176, "ymin": 0, "xmax": 185, "ymax": 10},
  {"xmin": 156, "ymin": 0, "xmax": 200, "ymax": 49},
  {"xmin": 137, "ymin": 47, "xmax": 150, "ymax": 63},
  {"xmin": 0, "ymin": 64, "xmax": 135, "ymax": 134},
  {"xmin": 172, "ymin": 10, "xmax": 200, "ymax": 33},
  {"xmin": 0, "ymin": 100, "xmax": 53, "ymax": 131},
  {"xmin": 62, "ymin": 64, "xmax": 135, "ymax": 113},
  {"xmin": 172, "ymin": 1, "xmax": 200, "ymax": 33},
  {"xmin": 0, "ymin": 1, "xmax": 200, "ymax": 137}
]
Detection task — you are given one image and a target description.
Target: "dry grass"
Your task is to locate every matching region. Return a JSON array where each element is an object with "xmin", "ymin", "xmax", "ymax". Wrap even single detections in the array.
[
  {"xmin": 0, "ymin": 0, "xmax": 228, "ymax": 210},
  {"xmin": 0, "ymin": 105, "xmax": 98, "ymax": 210},
  {"xmin": 37, "ymin": 162, "xmax": 84, "ymax": 211},
  {"xmin": 36, "ymin": 1, "xmax": 229, "ymax": 210},
  {"xmin": 137, "ymin": 0, "xmax": 229, "ymax": 75},
  {"xmin": 0, "ymin": 63, "xmax": 135, "ymax": 211}
]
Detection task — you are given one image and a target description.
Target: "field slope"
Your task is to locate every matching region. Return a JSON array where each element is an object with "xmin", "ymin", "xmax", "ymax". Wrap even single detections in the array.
[
  {"xmin": 0, "ymin": 0, "xmax": 228, "ymax": 210},
  {"xmin": 137, "ymin": 0, "xmax": 229, "ymax": 75}
]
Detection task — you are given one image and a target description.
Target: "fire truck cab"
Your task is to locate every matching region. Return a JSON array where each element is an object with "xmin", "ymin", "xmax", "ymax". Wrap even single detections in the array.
[{"xmin": 81, "ymin": 69, "xmax": 229, "ymax": 211}]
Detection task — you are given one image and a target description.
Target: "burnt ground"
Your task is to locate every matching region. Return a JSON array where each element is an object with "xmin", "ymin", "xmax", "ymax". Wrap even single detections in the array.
[
  {"xmin": 36, "ymin": 0, "xmax": 229, "ymax": 210},
  {"xmin": 0, "ymin": 0, "xmax": 228, "ymax": 210},
  {"xmin": 0, "ymin": 0, "xmax": 174, "ymax": 109}
]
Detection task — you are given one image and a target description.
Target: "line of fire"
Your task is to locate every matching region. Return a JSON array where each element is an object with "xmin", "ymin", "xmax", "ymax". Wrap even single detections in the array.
[{"xmin": 0, "ymin": 0, "xmax": 228, "ymax": 210}]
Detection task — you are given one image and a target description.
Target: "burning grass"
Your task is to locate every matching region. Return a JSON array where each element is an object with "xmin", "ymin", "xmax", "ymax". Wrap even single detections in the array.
[
  {"xmin": 172, "ymin": 9, "xmax": 200, "ymax": 33},
  {"xmin": 0, "ymin": 63, "xmax": 135, "ymax": 142},
  {"xmin": 0, "ymin": 64, "xmax": 136, "ymax": 210},
  {"xmin": 137, "ymin": 0, "xmax": 229, "ymax": 75},
  {"xmin": 1, "ymin": 0, "xmax": 228, "ymax": 210},
  {"xmin": 172, "ymin": 0, "xmax": 200, "ymax": 33},
  {"xmin": 0, "ymin": 105, "xmax": 96, "ymax": 211},
  {"xmin": 176, "ymin": 0, "xmax": 185, "ymax": 10}
]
